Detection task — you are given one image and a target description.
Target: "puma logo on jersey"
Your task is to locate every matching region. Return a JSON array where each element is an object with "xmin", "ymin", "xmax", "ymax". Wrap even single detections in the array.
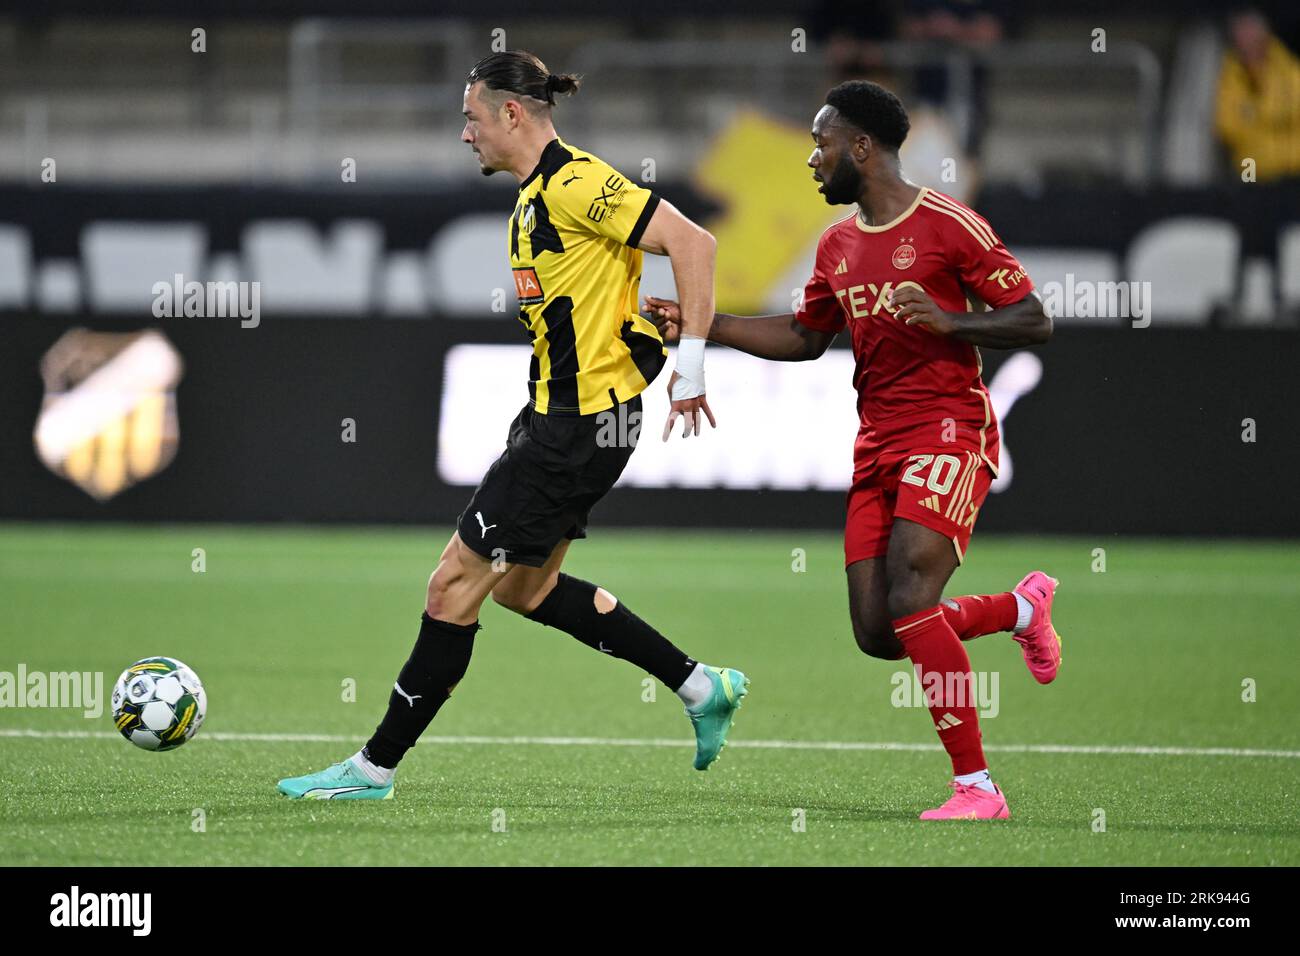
[
  {"xmin": 394, "ymin": 682, "xmax": 422, "ymax": 707},
  {"xmin": 562, "ymin": 172, "xmax": 582, "ymax": 186},
  {"xmin": 474, "ymin": 512, "xmax": 498, "ymax": 538}
]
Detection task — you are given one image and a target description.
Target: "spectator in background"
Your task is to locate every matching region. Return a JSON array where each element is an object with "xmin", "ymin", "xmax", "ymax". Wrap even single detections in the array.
[
  {"xmin": 811, "ymin": 1, "xmax": 1006, "ymax": 163},
  {"xmin": 897, "ymin": 0, "xmax": 1007, "ymax": 163},
  {"xmin": 810, "ymin": 0, "xmax": 1006, "ymax": 201},
  {"xmin": 809, "ymin": 0, "xmax": 899, "ymax": 84},
  {"xmin": 1215, "ymin": 7, "xmax": 1300, "ymax": 181}
]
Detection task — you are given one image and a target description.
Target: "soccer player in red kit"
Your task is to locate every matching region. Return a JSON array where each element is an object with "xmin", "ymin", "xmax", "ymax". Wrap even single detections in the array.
[{"xmin": 647, "ymin": 80, "xmax": 1062, "ymax": 820}]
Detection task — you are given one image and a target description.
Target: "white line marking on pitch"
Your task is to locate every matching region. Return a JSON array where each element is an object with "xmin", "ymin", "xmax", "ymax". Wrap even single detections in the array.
[{"xmin": 0, "ymin": 728, "xmax": 1296, "ymax": 759}]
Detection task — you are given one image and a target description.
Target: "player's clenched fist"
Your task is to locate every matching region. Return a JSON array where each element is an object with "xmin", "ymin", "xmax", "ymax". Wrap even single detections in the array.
[
  {"xmin": 644, "ymin": 297, "xmax": 716, "ymax": 440},
  {"xmin": 890, "ymin": 286, "xmax": 957, "ymax": 336},
  {"xmin": 643, "ymin": 295, "xmax": 681, "ymax": 343}
]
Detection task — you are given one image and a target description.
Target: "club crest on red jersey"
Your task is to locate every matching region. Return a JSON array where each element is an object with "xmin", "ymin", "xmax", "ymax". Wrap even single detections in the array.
[{"xmin": 892, "ymin": 240, "xmax": 916, "ymax": 270}]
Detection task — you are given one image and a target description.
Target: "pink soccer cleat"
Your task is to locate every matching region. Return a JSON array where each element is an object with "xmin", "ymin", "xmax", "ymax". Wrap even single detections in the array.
[
  {"xmin": 919, "ymin": 781, "xmax": 1011, "ymax": 820},
  {"xmin": 1013, "ymin": 571, "xmax": 1062, "ymax": 684}
]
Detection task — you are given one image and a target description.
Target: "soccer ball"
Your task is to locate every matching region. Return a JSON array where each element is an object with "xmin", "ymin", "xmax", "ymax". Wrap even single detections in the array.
[{"xmin": 110, "ymin": 657, "xmax": 207, "ymax": 751}]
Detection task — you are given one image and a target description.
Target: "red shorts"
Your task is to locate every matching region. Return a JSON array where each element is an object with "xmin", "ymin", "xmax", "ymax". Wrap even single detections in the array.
[{"xmin": 845, "ymin": 443, "xmax": 994, "ymax": 567}]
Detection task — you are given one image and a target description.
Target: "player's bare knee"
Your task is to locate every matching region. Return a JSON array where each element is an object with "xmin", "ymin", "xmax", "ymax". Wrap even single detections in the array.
[
  {"xmin": 852, "ymin": 615, "xmax": 901, "ymax": 659},
  {"xmin": 492, "ymin": 569, "xmax": 562, "ymax": 616},
  {"xmin": 425, "ymin": 562, "xmax": 465, "ymax": 617},
  {"xmin": 490, "ymin": 584, "xmax": 531, "ymax": 615},
  {"xmin": 424, "ymin": 593, "xmax": 444, "ymax": 618},
  {"xmin": 866, "ymin": 643, "xmax": 904, "ymax": 661},
  {"xmin": 862, "ymin": 633, "xmax": 903, "ymax": 660},
  {"xmin": 886, "ymin": 580, "xmax": 932, "ymax": 621},
  {"xmin": 424, "ymin": 575, "xmax": 450, "ymax": 618}
]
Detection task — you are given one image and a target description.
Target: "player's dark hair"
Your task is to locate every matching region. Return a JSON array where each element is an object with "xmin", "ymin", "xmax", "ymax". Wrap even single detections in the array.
[
  {"xmin": 825, "ymin": 80, "xmax": 910, "ymax": 151},
  {"xmin": 466, "ymin": 50, "xmax": 581, "ymax": 108}
]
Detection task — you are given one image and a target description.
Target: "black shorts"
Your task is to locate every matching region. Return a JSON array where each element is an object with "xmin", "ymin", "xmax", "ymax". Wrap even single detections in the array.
[{"xmin": 456, "ymin": 394, "xmax": 641, "ymax": 568}]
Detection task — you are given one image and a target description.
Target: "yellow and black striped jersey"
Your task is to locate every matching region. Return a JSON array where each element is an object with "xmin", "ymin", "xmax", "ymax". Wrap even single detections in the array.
[{"xmin": 508, "ymin": 138, "xmax": 667, "ymax": 415}]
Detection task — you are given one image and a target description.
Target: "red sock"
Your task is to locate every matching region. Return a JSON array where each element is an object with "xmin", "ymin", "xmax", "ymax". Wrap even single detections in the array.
[
  {"xmin": 941, "ymin": 592, "xmax": 1018, "ymax": 641},
  {"xmin": 894, "ymin": 605, "xmax": 987, "ymax": 776}
]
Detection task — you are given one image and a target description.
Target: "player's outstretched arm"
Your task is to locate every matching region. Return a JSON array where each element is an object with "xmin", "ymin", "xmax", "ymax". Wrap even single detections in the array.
[
  {"xmin": 636, "ymin": 201, "xmax": 717, "ymax": 439},
  {"xmin": 644, "ymin": 297, "xmax": 835, "ymax": 362},
  {"xmin": 890, "ymin": 286, "xmax": 1052, "ymax": 349}
]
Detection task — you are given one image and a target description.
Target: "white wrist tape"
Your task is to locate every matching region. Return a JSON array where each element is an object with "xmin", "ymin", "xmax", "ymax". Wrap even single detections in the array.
[{"xmin": 671, "ymin": 335, "xmax": 706, "ymax": 401}]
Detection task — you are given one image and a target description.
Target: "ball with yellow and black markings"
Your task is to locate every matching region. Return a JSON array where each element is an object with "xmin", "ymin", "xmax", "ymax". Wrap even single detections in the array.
[{"xmin": 111, "ymin": 656, "xmax": 206, "ymax": 751}]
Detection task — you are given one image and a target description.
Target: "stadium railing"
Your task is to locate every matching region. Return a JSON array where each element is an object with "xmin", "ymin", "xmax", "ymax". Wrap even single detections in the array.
[{"xmin": 0, "ymin": 18, "xmax": 1162, "ymax": 187}]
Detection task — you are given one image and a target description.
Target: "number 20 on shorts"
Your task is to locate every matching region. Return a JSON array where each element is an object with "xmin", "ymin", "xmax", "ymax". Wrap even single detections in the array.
[{"xmin": 900, "ymin": 454, "xmax": 962, "ymax": 495}]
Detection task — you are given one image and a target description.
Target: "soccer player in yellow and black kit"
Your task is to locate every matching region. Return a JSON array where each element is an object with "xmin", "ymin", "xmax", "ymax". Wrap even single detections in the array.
[{"xmin": 278, "ymin": 51, "xmax": 748, "ymax": 800}]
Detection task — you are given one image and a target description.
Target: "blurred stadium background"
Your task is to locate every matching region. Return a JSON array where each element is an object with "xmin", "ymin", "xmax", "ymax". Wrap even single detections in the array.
[
  {"xmin": 1, "ymin": 1, "xmax": 1297, "ymax": 530},
  {"xmin": 1, "ymin": 1, "xmax": 1299, "ymax": 868}
]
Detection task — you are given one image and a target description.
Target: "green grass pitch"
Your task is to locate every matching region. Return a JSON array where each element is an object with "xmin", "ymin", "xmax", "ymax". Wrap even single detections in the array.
[{"xmin": 1, "ymin": 524, "xmax": 1297, "ymax": 866}]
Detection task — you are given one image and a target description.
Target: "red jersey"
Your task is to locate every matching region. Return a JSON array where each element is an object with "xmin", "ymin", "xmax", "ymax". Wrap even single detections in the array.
[{"xmin": 794, "ymin": 186, "xmax": 1034, "ymax": 475}]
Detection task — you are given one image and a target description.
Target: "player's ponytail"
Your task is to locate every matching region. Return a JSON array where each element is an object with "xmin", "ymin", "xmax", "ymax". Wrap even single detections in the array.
[
  {"xmin": 544, "ymin": 72, "xmax": 581, "ymax": 103},
  {"xmin": 467, "ymin": 50, "xmax": 581, "ymax": 109}
]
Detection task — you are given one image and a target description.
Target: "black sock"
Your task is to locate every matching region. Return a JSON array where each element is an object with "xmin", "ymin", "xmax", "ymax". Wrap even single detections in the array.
[
  {"xmin": 363, "ymin": 613, "xmax": 478, "ymax": 770},
  {"xmin": 526, "ymin": 574, "xmax": 696, "ymax": 690}
]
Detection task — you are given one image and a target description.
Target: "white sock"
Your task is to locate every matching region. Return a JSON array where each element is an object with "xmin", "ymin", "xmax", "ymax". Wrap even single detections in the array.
[
  {"xmin": 350, "ymin": 750, "xmax": 394, "ymax": 786},
  {"xmin": 676, "ymin": 663, "xmax": 714, "ymax": 710},
  {"xmin": 955, "ymin": 768, "xmax": 997, "ymax": 794},
  {"xmin": 1012, "ymin": 592, "xmax": 1033, "ymax": 633}
]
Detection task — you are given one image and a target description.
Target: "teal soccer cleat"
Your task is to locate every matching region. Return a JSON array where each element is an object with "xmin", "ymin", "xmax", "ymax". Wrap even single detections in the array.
[
  {"xmin": 277, "ymin": 758, "xmax": 394, "ymax": 800},
  {"xmin": 687, "ymin": 666, "xmax": 750, "ymax": 771}
]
